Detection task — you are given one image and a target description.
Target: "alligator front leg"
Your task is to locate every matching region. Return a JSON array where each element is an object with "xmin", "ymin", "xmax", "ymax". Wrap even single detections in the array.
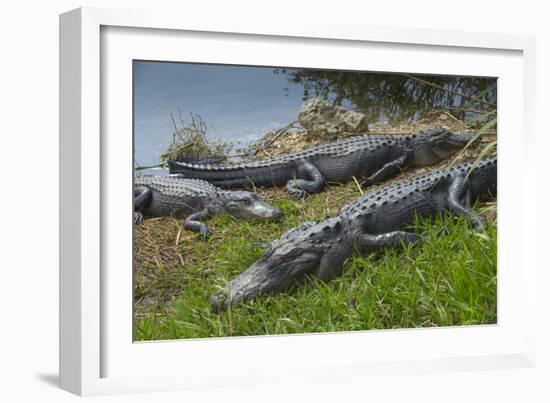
[
  {"xmin": 286, "ymin": 161, "xmax": 325, "ymax": 198},
  {"xmin": 360, "ymin": 155, "xmax": 408, "ymax": 187},
  {"xmin": 133, "ymin": 212, "xmax": 144, "ymax": 224},
  {"xmin": 354, "ymin": 231, "xmax": 423, "ymax": 252},
  {"xmin": 134, "ymin": 186, "xmax": 152, "ymax": 224},
  {"xmin": 448, "ymin": 175, "xmax": 486, "ymax": 230},
  {"xmin": 183, "ymin": 208, "xmax": 212, "ymax": 237},
  {"xmin": 315, "ymin": 230, "xmax": 422, "ymax": 282}
]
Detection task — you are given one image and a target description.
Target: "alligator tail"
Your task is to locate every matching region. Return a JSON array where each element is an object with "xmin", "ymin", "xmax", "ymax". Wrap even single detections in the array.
[{"xmin": 167, "ymin": 158, "xmax": 284, "ymax": 189}]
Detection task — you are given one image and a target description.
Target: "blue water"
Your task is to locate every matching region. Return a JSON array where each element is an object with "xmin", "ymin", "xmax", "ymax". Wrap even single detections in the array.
[{"xmin": 133, "ymin": 62, "xmax": 307, "ymax": 167}]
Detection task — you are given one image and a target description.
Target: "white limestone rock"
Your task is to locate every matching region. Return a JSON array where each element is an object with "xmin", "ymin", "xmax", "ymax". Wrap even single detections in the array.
[{"xmin": 298, "ymin": 98, "xmax": 369, "ymax": 139}]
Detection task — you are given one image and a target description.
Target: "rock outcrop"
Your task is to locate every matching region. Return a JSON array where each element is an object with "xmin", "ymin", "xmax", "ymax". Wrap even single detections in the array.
[{"xmin": 298, "ymin": 98, "xmax": 369, "ymax": 139}]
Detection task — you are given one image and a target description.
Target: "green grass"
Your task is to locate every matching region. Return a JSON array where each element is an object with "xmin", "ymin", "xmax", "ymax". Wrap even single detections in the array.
[{"xmin": 133, "ymin": 181, "xmax": 497, "ymax": 341}]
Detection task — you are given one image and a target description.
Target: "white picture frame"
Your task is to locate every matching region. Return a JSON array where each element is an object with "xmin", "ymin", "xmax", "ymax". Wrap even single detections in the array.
[{"xmin": 59, "ymin": 6, "xmax": 537, "ymax": 396}]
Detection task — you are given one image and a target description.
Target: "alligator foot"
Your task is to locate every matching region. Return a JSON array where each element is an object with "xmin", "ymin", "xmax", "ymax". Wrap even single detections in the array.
[
  {"xmin": 470, "ymin": 214, "xmax": 486, "ymax": 232},
  {"xmin": 448, "ymin": 174, "xmax": 487, "ymax": 231},
  {"xmin": 184, "ymin": 208, "xmax": 212, "ymax": 238},
  {"xmin": 199, "ymin": 225, "xmax": 211, "ymax": 238},
  {"xmin": 184, "ymin": 221, "xmax": 211, "ymax": 238},
  {"xmin": 360, "ymin": 155, "xmax": 408, "ymax": 188},
  {"xmin": 133, "ymin": 212, "xmax": 143, "ymax": 224},
  {"xmin": 285, "ymin": 161, "xmax": 325, "ymax": 198},
  {"xmin": 286, "ymin": 182, "xmax": 308, "ymax": 199}
]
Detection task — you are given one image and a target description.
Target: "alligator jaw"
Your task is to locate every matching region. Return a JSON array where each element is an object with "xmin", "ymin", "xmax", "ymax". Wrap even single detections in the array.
[
  {"xmin": 210, "ymin": 242, "xmax": 323, "ymax": 311},
  {"xmin": 447, "ymin": 133, "xmax": 474, "ymax": 147}
]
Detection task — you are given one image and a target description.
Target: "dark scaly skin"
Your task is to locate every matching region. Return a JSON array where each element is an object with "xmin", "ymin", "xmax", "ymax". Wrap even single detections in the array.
[
  {"xmin": 168, "ymin": 128, "xmax": 473, "ymax": 198},
  {"xmin": 134, "ymin": 176, "xmax": 282, "ymax": 237},
  {"xmin": 210, "ymin": 156, "xmax": 497, "ymax": 310}
]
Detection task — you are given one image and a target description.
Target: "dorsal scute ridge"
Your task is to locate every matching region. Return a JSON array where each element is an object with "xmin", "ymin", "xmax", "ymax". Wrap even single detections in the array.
[{"xmin": 170, "ymin": 134, "xmax": 410, "ymax": 172}]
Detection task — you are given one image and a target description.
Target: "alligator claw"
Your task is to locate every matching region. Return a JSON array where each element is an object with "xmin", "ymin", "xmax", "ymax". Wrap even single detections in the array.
[
  {"xmin": 418, "ymin": 234, "xmax": 429, "ymax": 243},
  {"xmin": 286, "ymin": 185, "xmax": 308, "ymax": 199},
  {"xmin": 133, "ymin": 212, "xmax": 143, "ymax": 224},
  {"xmin": 210, "ymin": 292, "xmax": 228, "ymax": 312},
  {"xmin": 291, "ymin": 190, "xmax": 307, "ymax": 199},
  {"xmin": 199, "ymin": 226, "xmax": 211, "ymax": 238},
  {"xmin": 471, "ymin": 216, "xmax": 486, "ymax": 232}
]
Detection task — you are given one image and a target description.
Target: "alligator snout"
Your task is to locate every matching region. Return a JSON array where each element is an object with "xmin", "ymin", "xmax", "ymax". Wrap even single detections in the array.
[
  {"xmin": 210, "ymin": 243, "xmax": 329, "ymax": 311},
  {"xmin": 210, "ymin": 218, "xmax": 346, "ymax": 311},
  {"xmin": 412, "ymin": 130, "xmax": 473, "ymax": 166},
  {"xmin": 243, "ymin": 200, "xmax": 283, "ymax": 222},
  {"xmin": 210, "ymin": 258, "xmax": 271, "ymax": 312},
  {"xmin": 257, "ymin": 204, "xmax": 283, "ymax": 221},
  {"xmin": 222, "ymin": 190, "xmax": 283, "ymax": 222},
  {"xmin": 447, "ymin": 133, "xmax": 474, "ymax": 146},
  {"xmin": 269, "ymin": 208, "xmax": 283, "ymax": 220}
]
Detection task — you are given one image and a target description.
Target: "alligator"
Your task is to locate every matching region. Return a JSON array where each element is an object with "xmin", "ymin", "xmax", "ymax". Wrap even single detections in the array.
[
  {"xmin": 134, "ymin": 175, "xmax": 282, "ymax": 237},
  {"xmin": 210, "ymin": 156, "xmax": 497, "ymax": 310},
  {"xmin": 168, "ymin": 128, "xmax": 472, "ymax": 198}
]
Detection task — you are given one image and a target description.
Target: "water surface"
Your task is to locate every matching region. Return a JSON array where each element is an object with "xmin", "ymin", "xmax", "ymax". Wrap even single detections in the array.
[{"xmin": 134, "ymin": 62, "xmax": 307, "ymax": 167}]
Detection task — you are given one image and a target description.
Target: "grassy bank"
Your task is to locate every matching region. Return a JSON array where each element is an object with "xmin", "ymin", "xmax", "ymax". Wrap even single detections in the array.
[
  {"xmin": 134, "ymin": 107, "xmax": 497, "ymax": 341},
  {"xmin": 134, "ymin": 178, "xmax": 497, "ymax": 341}
]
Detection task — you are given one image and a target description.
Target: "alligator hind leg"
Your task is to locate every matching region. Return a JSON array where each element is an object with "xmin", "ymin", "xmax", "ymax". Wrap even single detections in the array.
[
  {"xmin": 286, "ymin": 161, "xmax": 325, "ymax": 198},
  {"xmin": 360, "ymin": 155, "xmax": 408, "ymax": 187},
  {"xmin": 183, "ymin": 208, "xmax": 211, "ymax": 237},
  {"xmin": 448, "ymin": 175, "xmax": 485, "ymax": 230}
]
